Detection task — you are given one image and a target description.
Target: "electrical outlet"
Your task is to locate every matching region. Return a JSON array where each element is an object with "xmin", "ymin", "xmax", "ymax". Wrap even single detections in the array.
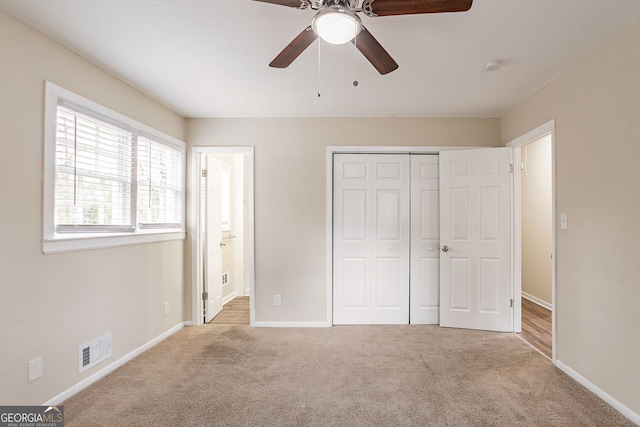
[
  {"xmin": 164, "ymin": 301, "xmax": 170, "ymax": 316},
  {"xmin": 274, "ymin": 295, "xmax": 282, "ymax": 307},
  {"xmin": 28, "ymin": 357, "xmax": 43, "ymax": 382}
]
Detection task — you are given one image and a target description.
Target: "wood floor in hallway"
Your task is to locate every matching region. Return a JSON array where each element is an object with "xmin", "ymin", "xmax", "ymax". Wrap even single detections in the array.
[
  {"xmin": 209, "ymin": 296, "xmax": 250, "ymax": 325},
  {"xmin": 520, "ymin": 298, "xmax": 552, "ymax": 358}
]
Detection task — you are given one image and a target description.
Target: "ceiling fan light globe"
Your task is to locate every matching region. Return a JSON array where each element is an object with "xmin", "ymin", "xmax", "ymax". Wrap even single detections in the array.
[{"xmin": 312, "ymin": 7, "xmax": 362, "ymax": 45}]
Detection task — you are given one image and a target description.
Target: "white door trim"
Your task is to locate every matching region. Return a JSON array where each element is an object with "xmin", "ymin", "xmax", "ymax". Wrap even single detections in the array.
[
  {"xmin": 507, "ymin": 119, "xmax": 557, "ymax": 362},
  {"xmin": 326, "ymin": 146, "xmax": 486, "ymax": 325},
  {"xmin": 189, "ymin": 146, "xmax": 255, "ymax": 326}
]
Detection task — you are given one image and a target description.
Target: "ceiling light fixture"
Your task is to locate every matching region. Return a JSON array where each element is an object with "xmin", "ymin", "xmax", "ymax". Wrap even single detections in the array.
[{"xmin": 312, "ymin": 5, "xmax": 362, "ymax": 45}]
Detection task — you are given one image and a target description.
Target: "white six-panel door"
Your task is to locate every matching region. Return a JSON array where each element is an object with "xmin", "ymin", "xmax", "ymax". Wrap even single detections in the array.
[
  {"xmin": 333, "ymin": 154, "xmax": 410, "ymax": 324},
  {"xmin": 410, "ymin": 155, "xmax": 441, "ymax": 324},
  {"xmin": 439, "ymin": 148, "xmax": 512, "ymax": 332},
  {"xmin": 204, "ymin": 156, "xmax": 224, "ymax": 323}
]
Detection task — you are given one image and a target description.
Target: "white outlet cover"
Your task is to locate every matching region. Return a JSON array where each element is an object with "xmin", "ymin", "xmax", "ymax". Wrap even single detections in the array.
[
  {"xmin": 29, "ymin": 357, "xmax": 43, "ymax": 382},
  {"xmin": 164, "ymin": 301, "xmax": 170, "ymax": 316}
]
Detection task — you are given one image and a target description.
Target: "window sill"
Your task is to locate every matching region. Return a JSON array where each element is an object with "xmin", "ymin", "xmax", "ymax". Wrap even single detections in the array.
[{"xmin": 43, "ymin": 229, "xmax": 186, "ymax": 254}]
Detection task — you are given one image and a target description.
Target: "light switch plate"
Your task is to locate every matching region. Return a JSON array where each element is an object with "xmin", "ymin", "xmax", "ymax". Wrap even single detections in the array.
[{"xmin": 560, "ymin": 213, "xmax": 568, "ymax": 230}]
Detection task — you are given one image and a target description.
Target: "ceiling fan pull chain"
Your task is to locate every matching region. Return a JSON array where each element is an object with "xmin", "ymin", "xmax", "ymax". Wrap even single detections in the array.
[
  {"xmin": 353, "ymin": 26, "xmax": 359, "ymax": 87},
  {"xmin": 317, "ymin": 39, "xmax": 322, "ymax": 97}
]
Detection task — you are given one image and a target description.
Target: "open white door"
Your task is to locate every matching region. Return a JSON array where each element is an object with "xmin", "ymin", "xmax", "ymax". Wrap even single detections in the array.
[
  {"xmin": 204, "ymin": 156, "xmax": 224, "ymax": 323},
  {"xmin": 333, "ymin": 154, "xmax": 410, "ymax": 324},
  {"xmin": 439, "ymin": 148, "xmax": 512, "ymax": 332}
]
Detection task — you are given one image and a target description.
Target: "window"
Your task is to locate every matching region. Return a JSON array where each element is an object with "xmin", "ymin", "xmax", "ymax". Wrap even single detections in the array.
[
  {"xmin": 54, "ymin": 105, "xmax": 135, "ymax": 232},
  {"xmin": 43, "ymin": 82, "xmax": 186, "ymax": 253},
  {"xmin": 137, "ymin": 135, "xmax": 183, "ymax": 229}
]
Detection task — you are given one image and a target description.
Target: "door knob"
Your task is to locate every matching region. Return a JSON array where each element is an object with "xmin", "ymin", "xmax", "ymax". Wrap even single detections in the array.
[{"xmin": 441, "ymin": 245, "xmax": 449, "ymax": 252}]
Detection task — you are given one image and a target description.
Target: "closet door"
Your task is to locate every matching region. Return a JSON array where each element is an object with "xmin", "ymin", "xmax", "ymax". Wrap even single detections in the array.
[
  {"xmin": 333, "ymin": 154, "xmax": 410, "ymax": 324},
  {"xmin": 410, "ymin": 155, "xmax": 440, "ymax": 324}
]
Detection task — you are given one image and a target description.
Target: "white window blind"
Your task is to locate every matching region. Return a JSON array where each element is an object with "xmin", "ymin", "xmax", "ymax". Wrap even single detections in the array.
[
  {"xmin": 43, "ymin": 82, "xmax": 186, "ymax": 253},
  {"xmin": 137, "ymin": 135, "xmax": 183, "ymax": 228},
  {"xmin": 55, "ymin": 105, "xmax": 135, "ymax": 232}
]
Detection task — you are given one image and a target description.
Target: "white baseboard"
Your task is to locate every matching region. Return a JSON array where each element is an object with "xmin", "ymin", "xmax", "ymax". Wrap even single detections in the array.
[
  {"xmin": 252, "ymin": 321, "xmax": 331, "ymax": 328},
  {"xmin": 522, "ymin": 292, "xmax": 552, "ymax": 310},
  {"xmin": 43, "ymin": 322, "xmax": 187, "ymax": 406},
  {"xmin": 223, "ymin": 292, "xmax": 236, "ymax": 305},
  {"xmin": 556, "ymin": 360, "xmax": 640, "ymax": 425}
]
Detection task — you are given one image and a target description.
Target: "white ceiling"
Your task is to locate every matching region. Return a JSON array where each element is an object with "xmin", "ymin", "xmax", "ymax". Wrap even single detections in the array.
[{"xmin": 2, "ymin": 0, "xmax": 640, "ymax": 118}]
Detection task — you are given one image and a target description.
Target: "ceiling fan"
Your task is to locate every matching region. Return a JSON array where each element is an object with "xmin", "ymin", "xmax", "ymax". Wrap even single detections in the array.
[{"xmin": 254, "ymin": 0, "xmax": 473, "ymax": 75}]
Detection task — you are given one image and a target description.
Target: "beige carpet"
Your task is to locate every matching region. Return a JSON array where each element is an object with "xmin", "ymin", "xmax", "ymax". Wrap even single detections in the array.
[{"xmin": 63, "ymin": 325, "xmax": 632, "ymax": 426}]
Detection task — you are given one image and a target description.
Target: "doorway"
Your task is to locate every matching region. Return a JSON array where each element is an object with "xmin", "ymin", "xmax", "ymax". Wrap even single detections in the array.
[
  {"xmin": 508, "ymin": 120, "xmax": 556, "ymax": 360},
  {"xmin": 190, "ymin": 147, "xmax": 255, "ymax": 326}
]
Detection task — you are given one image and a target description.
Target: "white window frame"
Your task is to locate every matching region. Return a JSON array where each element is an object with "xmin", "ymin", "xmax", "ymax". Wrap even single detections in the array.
[{"xmin": 43, "ymin": 82, "xmax": 186, "ymax": 254}]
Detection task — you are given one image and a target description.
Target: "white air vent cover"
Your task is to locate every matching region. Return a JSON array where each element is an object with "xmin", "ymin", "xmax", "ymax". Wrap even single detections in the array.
[{"xmin": 79, "ymin": 333, "xmax": 111, "ymax": 373}]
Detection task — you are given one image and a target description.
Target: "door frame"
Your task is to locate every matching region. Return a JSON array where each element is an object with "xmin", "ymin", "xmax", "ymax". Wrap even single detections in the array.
[
  {"xmin": 326, "ymin": 146, "xmax": 484, "ymax": 325},
  {"xmin": 189, "ymin": 146, "xmax": 255, "ymax": 326},
  {"xmin": 507, "ymin": 119, "xmax": 557, "ymax": 362}
]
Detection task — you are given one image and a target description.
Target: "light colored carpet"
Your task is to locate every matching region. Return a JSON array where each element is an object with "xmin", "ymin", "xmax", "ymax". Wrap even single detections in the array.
[{"xmin": 63, "ymin": 325, "xmax": 632, "ymax": 426}]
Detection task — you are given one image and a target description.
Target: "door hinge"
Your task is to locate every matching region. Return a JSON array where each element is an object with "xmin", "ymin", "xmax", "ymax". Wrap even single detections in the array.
[
  {"xmin": 510, "ymin": 298, "xmax": 513, "ymax": 308},
  {"xmin": 201, "ymin": 169, "xmax": 208, "ymax": 178},
  {"xmin": 509, "ymin": 164, "xmax": 514, "ymax": 173},
  {"xmin": 202, "ymin": 292, "xmax": 208, "ymax": 301}
]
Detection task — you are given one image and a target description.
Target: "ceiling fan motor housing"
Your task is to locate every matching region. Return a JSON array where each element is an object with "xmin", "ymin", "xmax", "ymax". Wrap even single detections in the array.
[{"xmin": 319, "ymin": 0, "xmax": 357, "ymax": 8}]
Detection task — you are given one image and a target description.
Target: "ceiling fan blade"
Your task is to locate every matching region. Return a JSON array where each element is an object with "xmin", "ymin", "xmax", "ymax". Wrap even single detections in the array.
[
  {"xmin": 353, "ymin": 27, "xmax": 398, "ymax": 75},
  {"xmin": 253, "ymin": 0, "xmax": 310, "ymax": 9},
  {"xmin": 269, "ymin": 26, "xmax": 318, "ymax": 69},
  {"xmin": 367, "ymin": 0, "xmax": 472, "ymax": 17}
]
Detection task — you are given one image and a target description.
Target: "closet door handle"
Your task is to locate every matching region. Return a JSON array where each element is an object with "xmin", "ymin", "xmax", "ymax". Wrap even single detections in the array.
[{"xmin": 441, "ymin": 245, "xmax": 449, "ymax": 253}]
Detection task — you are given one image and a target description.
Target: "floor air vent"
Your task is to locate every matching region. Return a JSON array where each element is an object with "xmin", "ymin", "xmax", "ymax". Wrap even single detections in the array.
[{"xmin": 79, "ymin": 333, "xmax": 111, "ymax": 373}]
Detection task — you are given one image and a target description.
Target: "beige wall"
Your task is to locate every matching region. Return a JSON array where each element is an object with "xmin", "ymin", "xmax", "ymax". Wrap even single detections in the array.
[
  {"xmin": 521, "ymin": 135, "xmax": 552, "ymax": 304},
  {"xmin": 502, "ymin": 19, "xmax": 640, "ymax": 416},
  {"xmin": 0, "ymin": 11, "xmax": 187, "ymax": 404},
  {"xmin": 186, "ymin": 118, "xmax": 501, "ymax": 323}
]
